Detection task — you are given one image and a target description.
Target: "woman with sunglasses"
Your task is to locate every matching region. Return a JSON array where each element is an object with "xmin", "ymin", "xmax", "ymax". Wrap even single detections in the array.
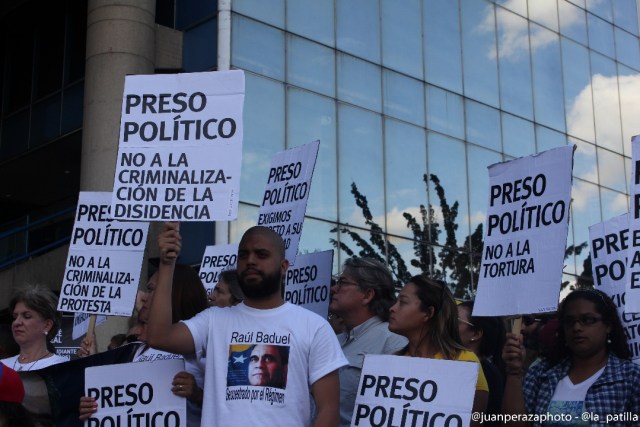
[
  {"xmin": 502, "ymin": 289, "xmax": 640, "ymax": 426},
  {"xmin": 389, "ymin": 275, "xmax": 488, "ymax": 426}
]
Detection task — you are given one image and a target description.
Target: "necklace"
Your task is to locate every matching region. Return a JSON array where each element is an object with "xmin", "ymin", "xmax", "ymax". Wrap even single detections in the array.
[{"xmin": 13, "ymin": 351, "xmax": 50, "ymax": 372}]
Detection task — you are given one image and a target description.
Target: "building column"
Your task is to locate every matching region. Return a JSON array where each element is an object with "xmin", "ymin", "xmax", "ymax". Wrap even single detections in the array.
[
  {"xmin": 80, "ymin": 0, "xmax": 156, "ymax": 191},
  {"xmin": 79, "ymin": 0, "xmax": 156, "ymax": 349}
]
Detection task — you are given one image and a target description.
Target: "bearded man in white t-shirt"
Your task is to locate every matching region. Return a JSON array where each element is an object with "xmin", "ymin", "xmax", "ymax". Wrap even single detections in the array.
[{"xmin": 147, "ymin": 223, "xmax": 347, "ymax": 427}]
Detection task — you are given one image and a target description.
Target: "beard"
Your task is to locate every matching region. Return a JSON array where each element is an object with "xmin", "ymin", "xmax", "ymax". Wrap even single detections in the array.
[{"xmin": 240, "ymin": 269, "xmax": 282, "ymax": 300}]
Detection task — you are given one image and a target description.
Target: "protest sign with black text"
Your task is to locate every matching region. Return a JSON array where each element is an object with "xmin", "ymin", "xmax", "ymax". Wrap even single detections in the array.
[
  {"xmin": 58, "ymin": 192, "xmax": 148, "ymax": 316},
  {"xmin": 111, "ymin": 70, "xmax": 244, "ymax": 221},
  {"xmin": 258, "ymin": 140, "xmax": 320, "ymax": 264},
  {"xmin": 474, "ymin": 146, "xmax": 574, "ymax": 316}
]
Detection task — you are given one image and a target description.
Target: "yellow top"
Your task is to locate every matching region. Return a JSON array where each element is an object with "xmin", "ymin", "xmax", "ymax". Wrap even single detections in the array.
[{"xmin": 434, "ymin": 350, "xmax": 489, "ymax": 392}]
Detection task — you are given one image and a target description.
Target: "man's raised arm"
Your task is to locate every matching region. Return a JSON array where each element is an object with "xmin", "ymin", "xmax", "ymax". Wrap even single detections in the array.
[{"xmin": 146, "ymin": 221, "xmax": 196, "ymax": 354}]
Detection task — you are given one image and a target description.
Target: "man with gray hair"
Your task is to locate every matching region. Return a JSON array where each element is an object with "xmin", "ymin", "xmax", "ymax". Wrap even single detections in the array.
[{"xmin": 329, "ymin": 257, "xmax": 407, "ymax": 426}]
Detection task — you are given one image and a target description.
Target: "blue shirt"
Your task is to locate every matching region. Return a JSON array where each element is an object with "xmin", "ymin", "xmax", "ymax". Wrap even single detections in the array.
[{"xmin": 523, "ymin": 354, "xmax": 640, "ymax": 426}]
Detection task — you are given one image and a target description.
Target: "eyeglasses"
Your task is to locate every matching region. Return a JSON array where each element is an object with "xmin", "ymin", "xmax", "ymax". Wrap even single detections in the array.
[
  {"xmin": 334, "ymin": 276, "xmax": 360, "ymax": 290},
  {"xmin": 562, "ymin": 315, "xmax": 603, "ymax": 328},
  {"xmin": 457, "ymin": 317, "xmax": 475, "ymax": 328}
]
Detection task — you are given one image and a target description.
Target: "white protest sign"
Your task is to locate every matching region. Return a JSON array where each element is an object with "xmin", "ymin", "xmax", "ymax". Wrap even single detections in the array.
[
  {"xmin": 71, "ymin": 312, "xmax": 107, "ymax": 341},
  {"xmin": 58, "ymin": 192, "xmax": 148, "ymax": 316},
  {"xmin": 284, "ymin": 250, "xmax": 333, "ymax": 317},
  {"xmin": 351, "ymin": 354, "xmax": 477, "ymax": 427},
  {"xmin": 199, "ymin": 243, "xmax": 238, "ymax": 295},
  {"xmin": 111, "ymin": 70, "xmax": 244, "ymax": 221},
  {"xmin": 590, "ymin": 213, "xmax": 640, "ymax": 361},
  {"xmin": 474, "ymin": 146, "xmax": 574, "ymax": 316},
  {"xmin": 85, "ymin": 359, "xmax": 186, "ymax": 427},
  {"xmin": 258, "ymin": 140, "xmax": 320, "ymax": 264},
  {"xmin": 626, "ymin": 135, "xmax": 640, "ymax": 313}
]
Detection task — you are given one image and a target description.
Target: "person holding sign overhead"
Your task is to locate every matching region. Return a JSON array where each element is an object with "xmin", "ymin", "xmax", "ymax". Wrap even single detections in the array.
[
  {"xmin": 502, "ymin": 289, "xmax": 640, "ymax": 426},
  {"xmin": 1, "ymin": 286, "xmax": 67, "ymax": 371},
  {"xmin": 147, "ymin": 223, "xmax": 347, "ymax": 427},
  {"xmin": 388, "ymin": 275, "xmax": 488, "ymax": 426}
]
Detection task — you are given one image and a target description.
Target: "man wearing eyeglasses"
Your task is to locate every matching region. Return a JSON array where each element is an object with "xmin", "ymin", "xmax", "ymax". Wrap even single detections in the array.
[{"xmin": 329, "ymin": 257, "xmax": 407, "ymax": 427}]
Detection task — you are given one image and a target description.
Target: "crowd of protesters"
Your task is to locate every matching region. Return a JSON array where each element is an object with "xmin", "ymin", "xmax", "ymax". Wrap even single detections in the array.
[{"xmin": 2, "ymin": 224, "xmax": 640, "ymax": 427}]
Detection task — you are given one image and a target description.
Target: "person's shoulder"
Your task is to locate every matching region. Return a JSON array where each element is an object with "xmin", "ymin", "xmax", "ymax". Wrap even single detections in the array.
[
  {"xmin": 608, "ymin": 354, "xmax": 640, "ymax": 376},
  {"xmin": 456, "ymin": 350, "xmax": 481, "ymax": 363}
]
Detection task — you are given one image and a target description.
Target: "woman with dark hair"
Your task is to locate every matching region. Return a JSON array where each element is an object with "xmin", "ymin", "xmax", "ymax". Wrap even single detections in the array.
[
  {"xmin": 457, "ymin": 300, "xmax": 505, "ymax": 426},
  {"xmin": 80, "ymin": 263, "xmax": 209, "ymax": 427},
  {"xmin": 1, "ymin": 285, "xmax": 66, "ymax": 371},
  {"xmin": 208, "ymin": 269, "xmax": 244, "ymax": 307},
  {"xmin": 388, "ymin": 275, "xmax": 488, "ymax": 426},
  {"xmin": 502, "ymin": 289, "xmax": 640, "ymax": 426}
]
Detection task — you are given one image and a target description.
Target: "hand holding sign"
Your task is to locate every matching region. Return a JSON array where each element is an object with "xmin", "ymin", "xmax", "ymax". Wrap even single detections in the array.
[{"xmin": 159, "ymin": 222, "xmax": 181, "ymax": 264}]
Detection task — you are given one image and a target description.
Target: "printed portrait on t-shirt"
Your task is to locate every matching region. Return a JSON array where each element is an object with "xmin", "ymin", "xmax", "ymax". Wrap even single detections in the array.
[{"xmin": 227, "ymin": 344, "xmax": 289, "ymax": 389}]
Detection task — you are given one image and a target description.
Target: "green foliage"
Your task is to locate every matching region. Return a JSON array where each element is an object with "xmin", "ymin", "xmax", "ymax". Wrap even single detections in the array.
[
  {"xmin": 330, "ymin": 174, "xmax": 483, "ymax": 298},
  {"xmin": 330, "ymin": 174, "xmax": 592, "ymax": 298}
]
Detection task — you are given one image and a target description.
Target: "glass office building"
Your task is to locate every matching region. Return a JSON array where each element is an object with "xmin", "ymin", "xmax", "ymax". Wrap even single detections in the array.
[{"xmin": 1, "ymin": 0, "xmax": 639, "ymax": 297}]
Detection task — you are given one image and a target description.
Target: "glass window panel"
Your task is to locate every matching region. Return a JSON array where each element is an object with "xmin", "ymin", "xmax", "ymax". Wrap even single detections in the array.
[
  {"xmin": 30, "ymin": 95, "xmax": 61, "ymax": 148},
  {"xmin": 558, "ymin": 0, "xmax": 588, "ymax": 45},
  {"xmin": 461, "ymin": 0, "xmax": 500, "ymax": 107},
  {"xmin": 426, "ymin": 85, "xmax": 465, "ymax": 140},
  {"xmin": 384, "ymin": 119, "xmax": 427, "ymax": 239},
  {"xmin": 502, "ymin": 113, "xmax": 535, "ymax": 158},
  {"xmin": 338, "ymin": 105, "xmax": 384, "ymax": 228},
  {"xmin": 336, "ymin": 0, "xmax": 381, "ymax": 63},
  {"xmin": 467, "ymin": 144, "xmax": 502, "ymax": 233},
  {"xmin": 587, "ymin": 13, "xmax": 615, "ymax": 58},
  {"xmin": 496, "ymin": 8, "xmax": 534, "ymax": 119},
  {"xmin": 232, "ymin": 0, "xmax": 284, "ymax": 28},
  {"xmin": 571, "ymin": 179, "xmax": 601, "ymax": 267},
  {"xmin": 562, "ymin": 38, "xmax": 595, "ymax": 143},
  {"xmin": 613, "ymin": 0, "xmax": 639, "ymax": 35},
  {"xmin": 466, "ymin": 100, "xmax": 501, "ymax": 151},
  {"xmin": 585, "ymin": 0, "xmax": 612, "ymax": 21},
  {"xmin": 495, "ymin": 0, "xmax": 528, "ymax": 16},
  {"xmin": 530, "ymin": 23, "xmax": 566, "ymax": 132},
  {"xmin": 383, "ymin": 70, "xmax": 425, "ymax": 126},
  {"xmin": 596, "ymin": 148, "xmax": 626, "ymax": 193},
  {"xmin": 568, "ymin": 0, "xmax": 585, "ymax": 8},
  {"xmin": 528, "ymin": 0, "xmax": 559, "ymax": 31},
  {"xmin": 286, "ymin": 0, "xmax": 334, "ymax": 46},
  {"xmin": 536, "ymin": 125, "xmax": 567, "ymax": 152},
  {"xmin": 427, "ymin": 132, "xmax": 470, "ymax": 240},
  {"xmin": 333, "ymin": 225, "xmax": 387, "ymax": 270},
  {"xmin": 230, "ymin": 203, "xmax": 260, "ymax": 242},
  {"xmin": 61, "ymin": 83, "xmax": 84, "ymax": 134},
  {"xmin": 286, "ymin": 88, "xmax": 337, "ymax": 220},
  {"xmin": 571, "ymin": 137, "xmax": 598, "ymax": 184},
  {"xmin": 241, "ymin": 74, "xmax": 285, "ymax": 205},
  {"xmin": 615, "ymin": 28, "xmax": 640, "ymax": 70},
  {"xmin": 337, "ymin": 54, "xmax": 382, "ymax": 112},
  {"xmin": 391, "ymin": 238, "xmax": 425, "ymax": 278},
  {"xmin": 64, "ymin": 1, "xmax": 87, "ymax": 84},
  {"xmin": 287, "ymin": 36, "xmax": 335, "ymax": 97},
  {"xmin": 176, "ymin": 0, "xmax": 217, "ymax": 29},
  {"xmin": 4, "ymin": 23, "xmax": 33, "ymax": 113},
  {"xmin": 423, "ymin": 0, "xmax": 463, "ymax": 93},
  {"xmin": 590, "ymin": 52, "xmax": 622, "ymax": 152},
  {"xmin": 297, "ymin": 219, "xmax": 339, "ymax": 271},
  {"xmin": 34, "ymin": 4, "xmax": 64, "ymax": 98},
  {"xmin": 183, "ymin": 18, "xmax": 217, "ymax": 72},
  {"xmin": 381, "ymin": 0, "xmax": 423, "ymax": 79},
  {"xmin": 231, "ymin": 16, "xmax": 284, "ymax": 81},
  {"xmin": 617, "ymin": 65, "xmax": 640, "ymax": 157},
  {"xmin": 599, "ymin": 187, "xmax": 628, "ymax": 220},
  {"xmin": 0, "ymin": 111, "xmax": 29, "ymax": 160}
]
